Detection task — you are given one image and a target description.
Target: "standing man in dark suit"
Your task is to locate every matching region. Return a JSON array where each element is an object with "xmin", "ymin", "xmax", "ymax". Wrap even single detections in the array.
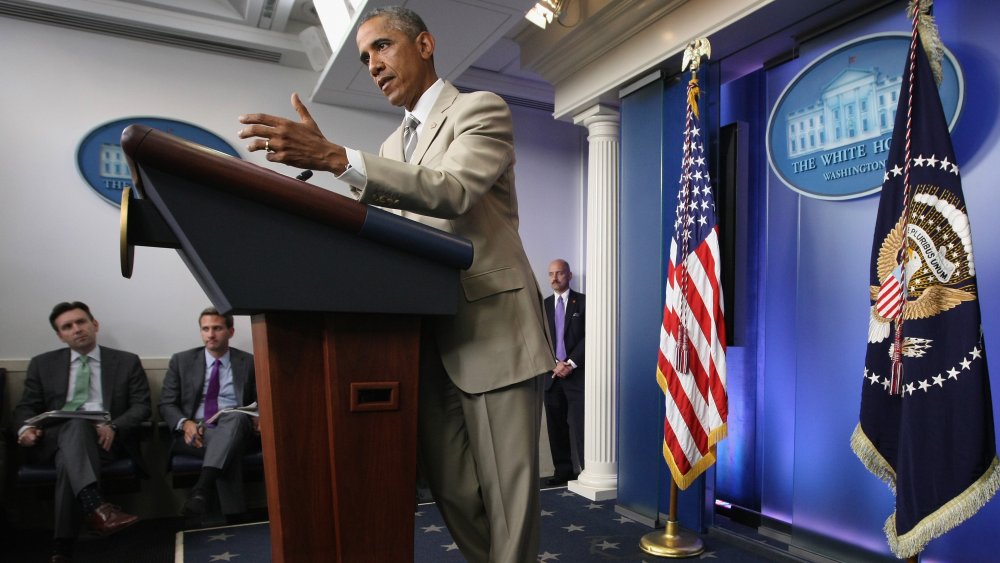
[
  {"xmin": 14, "ymin": 301, "xmax": 150, "ymax": 563},
  {"xmin": 159, "ymin": 307, "xmax": 256, "ymax": 517},
  {"xmin": 543, "ymin": 259, "xmax": 586, "ymax": 486},
  {"xmin": 238, "ymin": 7, "xmax": 554, "ymax": 562}
]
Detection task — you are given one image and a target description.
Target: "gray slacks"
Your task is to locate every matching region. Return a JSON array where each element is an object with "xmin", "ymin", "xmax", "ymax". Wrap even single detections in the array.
[{"xmin": 171, "ymin": 413, "xmax": 254, "ymax": 514}]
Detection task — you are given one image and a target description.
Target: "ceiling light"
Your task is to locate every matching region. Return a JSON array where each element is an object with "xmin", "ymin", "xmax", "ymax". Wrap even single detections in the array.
[{"xmin": 525, "ymin": 0, "xmax": 562, "ymax": 29}]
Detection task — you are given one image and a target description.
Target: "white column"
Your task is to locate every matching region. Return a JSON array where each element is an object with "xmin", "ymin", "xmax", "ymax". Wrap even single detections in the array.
[{"xmin": 568, "ymin": 104, "xmax": 620, "ymax": 501}]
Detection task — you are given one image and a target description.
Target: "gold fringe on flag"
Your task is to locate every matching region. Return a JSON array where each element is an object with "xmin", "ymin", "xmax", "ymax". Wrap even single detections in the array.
[
  {"xmin": 852, "ymin": 425, "xmax": 1000, "ymax": 558},
  {"xmin": 851, "ymin": 424, "xmax": 897, "ymax": 493},
  {"xmin": 907, "ymin": 0, "xmax": 944, "ymax": 85},
  {"xmin": 889, "ymin": 457, "xmax": 1000, "ymax": 558}
]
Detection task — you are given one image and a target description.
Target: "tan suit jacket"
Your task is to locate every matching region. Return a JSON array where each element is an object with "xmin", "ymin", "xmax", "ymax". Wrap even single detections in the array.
[{"xmin": 355, "ymin": 82, "xmax": 554, "ymax": 394}]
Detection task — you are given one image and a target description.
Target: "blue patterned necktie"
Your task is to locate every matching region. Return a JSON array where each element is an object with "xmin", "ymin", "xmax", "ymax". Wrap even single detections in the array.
[
  {"xmin": 555, "ymin": 296, "xmax": 567, "ymax": 361},
  {"xmin": 204, "ymin": 359, "xmax": 221, "ymax": 425}
]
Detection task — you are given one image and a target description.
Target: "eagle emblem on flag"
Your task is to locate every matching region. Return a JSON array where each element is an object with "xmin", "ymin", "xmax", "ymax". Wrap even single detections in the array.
[{"xmin": 868, "ymin": 186, "xmax": 976, "ymax": 345}]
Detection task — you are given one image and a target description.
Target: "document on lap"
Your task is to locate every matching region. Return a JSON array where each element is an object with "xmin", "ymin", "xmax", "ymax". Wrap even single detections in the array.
[
  {"xmin": 203, "ymin": 401, "xmax": 259, "ymax": 426},
  {"xmin": 24, "ymin": 410, "xmax": 111, "ymax": 427}
]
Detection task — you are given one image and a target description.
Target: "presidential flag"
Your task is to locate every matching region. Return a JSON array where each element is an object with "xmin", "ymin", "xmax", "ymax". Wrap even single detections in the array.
[
  {"xmin": 851, "ymin": 5, "xmax": 1000, "ymax": 557},
  {"xmin": 656, "ymin": 74, "xmax": 728, "ymax": 490}
]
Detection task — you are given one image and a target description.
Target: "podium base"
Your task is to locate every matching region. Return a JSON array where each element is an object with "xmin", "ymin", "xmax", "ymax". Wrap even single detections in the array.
[{"xmin": 639, "ymin": 520, "xmax": 704, "ymax": 558}]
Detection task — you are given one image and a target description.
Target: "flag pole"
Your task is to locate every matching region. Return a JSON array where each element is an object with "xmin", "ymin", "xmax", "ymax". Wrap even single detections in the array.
[
  {"xmin": 639, "ymin": 480, "xmax": 705, "ymax": 557},
  {"xmin": 641, "ymin": 38, "xmax": 715, "ymax": 558}
]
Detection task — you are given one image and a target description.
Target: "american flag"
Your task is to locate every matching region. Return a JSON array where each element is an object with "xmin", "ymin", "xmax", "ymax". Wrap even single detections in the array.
[
  {"xmin": 655, "ymin": 76, "xmax": 728, "ymax": 490},
  {"xmin": 852, "ymin": 5, "xmax": 1000, "ymax": 557}
]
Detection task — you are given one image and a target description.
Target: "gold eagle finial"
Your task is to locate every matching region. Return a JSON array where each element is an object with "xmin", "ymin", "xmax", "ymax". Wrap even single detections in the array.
[{"xmin": 682, "ymin": 38, "xmax": 712, "ymax": 76}]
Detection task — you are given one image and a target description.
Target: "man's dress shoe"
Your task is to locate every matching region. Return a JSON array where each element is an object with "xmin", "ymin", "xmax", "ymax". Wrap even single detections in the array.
[
  {"xmin": 183, "ymin": 488, "xmax": 209, "ymax": 515},
  {"xmin": 86, "ymin": 503, "xmax": 139, "ymax": 536},
  {"xmin": 546, "ymin": 473, "xmax": 578, "ymax": 487}
]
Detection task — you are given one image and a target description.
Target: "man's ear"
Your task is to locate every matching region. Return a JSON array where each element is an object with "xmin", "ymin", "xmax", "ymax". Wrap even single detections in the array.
[{"xmin": 416, "ymin": 31, "xmax": 435, "ymax": 60}]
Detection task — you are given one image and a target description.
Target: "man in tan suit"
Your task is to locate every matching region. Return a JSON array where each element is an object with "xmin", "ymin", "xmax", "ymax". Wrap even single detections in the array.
[{"xmin": 238, "ymin": 6, "xmax": 554, "ymax": 563}]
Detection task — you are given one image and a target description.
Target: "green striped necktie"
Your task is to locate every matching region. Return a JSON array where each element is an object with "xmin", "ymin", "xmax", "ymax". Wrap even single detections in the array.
[{"xmin": 63, "ymin": 355, "xmax": 92, "ymax": 411}]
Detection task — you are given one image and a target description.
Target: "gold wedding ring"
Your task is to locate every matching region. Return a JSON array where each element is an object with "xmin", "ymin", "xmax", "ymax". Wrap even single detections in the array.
[{"xmin": 265, "ymin": 139, "xmax": 273, "ymax": 153}]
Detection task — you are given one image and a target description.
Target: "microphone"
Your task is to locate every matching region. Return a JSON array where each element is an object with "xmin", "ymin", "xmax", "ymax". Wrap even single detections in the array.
[{"xmin": 296, "ymin": 170, "xmax": 314, "ymax": 181}]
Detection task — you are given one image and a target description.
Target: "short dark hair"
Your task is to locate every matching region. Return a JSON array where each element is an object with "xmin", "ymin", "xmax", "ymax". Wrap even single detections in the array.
[
  {"xmin": 199, "ymin": 307, "xmax": 234, "ymax": 329},
  {"xmin": 360, "ymin": 6, "xmax": 428, "ymax": 40},
  {"xmin": 49, "ymin": 301, "xmax": 94, "ymax": 331}
]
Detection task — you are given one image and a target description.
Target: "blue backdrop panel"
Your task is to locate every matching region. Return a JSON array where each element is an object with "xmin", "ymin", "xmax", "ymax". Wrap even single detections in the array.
[
  {"xmin": 618, "ymin": 75, "xmax": 668, "ymax": 524},
  {"xmin": 715, "ymin": 69, "xmax": 766, "ymax": 516}
]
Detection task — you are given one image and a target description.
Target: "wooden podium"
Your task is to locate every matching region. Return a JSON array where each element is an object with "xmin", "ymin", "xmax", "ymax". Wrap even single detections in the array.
[{"xmin": 118, "ymin": 125, "xmax": 473, "ymax": 563}]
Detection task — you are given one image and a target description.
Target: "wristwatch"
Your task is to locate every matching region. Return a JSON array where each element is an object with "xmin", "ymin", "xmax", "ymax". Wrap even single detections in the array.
[{"xmin": 108, "ymin": 422, "xmax": 118, "ymax": 432}]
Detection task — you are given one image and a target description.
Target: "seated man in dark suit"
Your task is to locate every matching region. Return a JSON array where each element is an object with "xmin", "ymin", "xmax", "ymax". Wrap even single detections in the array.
[
  {"xmin": 159, "ymin": 307, "xmax": 257, "ymax": 517},
  {"xmin": 14, "ymin": 301, "xmax": 151, "ymax": 563}
]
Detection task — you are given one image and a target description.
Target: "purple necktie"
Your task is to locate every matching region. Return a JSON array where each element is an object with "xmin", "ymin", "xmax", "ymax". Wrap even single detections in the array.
[
  {"xmin": 555, "ymin": 296, "xmax": 567, "ymax": 361},
  {"xmin": 204, "ymin": 359, "xmax": 221, "ymax": 425}
]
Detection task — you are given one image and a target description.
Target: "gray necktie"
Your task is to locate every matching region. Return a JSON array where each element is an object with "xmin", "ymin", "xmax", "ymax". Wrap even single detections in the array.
[{"xmin": 403, "ymin": 114, "xmax": 419, "ymax": 162}]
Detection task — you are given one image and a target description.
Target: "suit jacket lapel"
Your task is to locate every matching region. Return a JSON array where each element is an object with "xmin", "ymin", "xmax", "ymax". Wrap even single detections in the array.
[
  {"xmin": 565, "ymin": 290, "xmax": 580, "ymax": 326},
  {"xmin": 54, "ymin": 348, "xmax": 72, "ymax": 408},
  {"xmin": 100, "ymin": 346, "xmax": 121, "ymax": 411},
  {"xmin": 194, "ymin": 350, "xmax": 208, "ymax": 410},
  {"xmin": 386, "ymin": 122, "xmax": 405, "ymax": 161},
  {"xmin": 542, "ymin": 297, "xmax": 557, "ymax": 376},
  {"xmin": 231, "ymin": 353, "xmax": 245, "ymax": 402},
  {"xmin": 411, "ymin": 82, "xmax": 457, "ymax": 165}
]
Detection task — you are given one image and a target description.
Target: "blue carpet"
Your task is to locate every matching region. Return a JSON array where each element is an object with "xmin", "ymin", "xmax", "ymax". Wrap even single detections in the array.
[{"xmin": 178, "ymin": 487, "xmax": 792, "ymax": 562}]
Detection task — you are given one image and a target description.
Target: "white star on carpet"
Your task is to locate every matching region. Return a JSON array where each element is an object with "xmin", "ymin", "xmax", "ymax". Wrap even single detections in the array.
[
  {"xmin": 209, "ymin": 552, "xmax": 240, "ymax": 561},
  {"xmin": 595, "ymin": 540, "xmax": 620, "ymax": 550},
  {"xmin": 421, "ymin": 524, "xmax": 444, "ymax": 532},
  {"xmin": 538, "ymin": 552, "xmax": 561, "ymax": 561},
  {"xmin": 206, "ymin": 533, "xmax": 235, "ymax": 542},
  {"xmin": 442, "ymin": 542, "xmax": 459, "ymax": 551},
  {"xmin": 585, "ymin": 503, "xmax": 603, "ymax": 510},
  {"xmin": 614, "ymin": 516, "xmax": 636, "ymax": 524},
  {"xmin": 699, "ymin": 551, "xmax": 718, "ymax": 559},
  {"xmin": 562, "ymin": 524, "xmax": 585, "ymax": 532},
  {"xmin": 559, "ymin": 491, "xmax": 575, "ymax": 497},
  {"xmin": 541, "ymin": 509, "xmax": 554, "ymax": 517}
]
